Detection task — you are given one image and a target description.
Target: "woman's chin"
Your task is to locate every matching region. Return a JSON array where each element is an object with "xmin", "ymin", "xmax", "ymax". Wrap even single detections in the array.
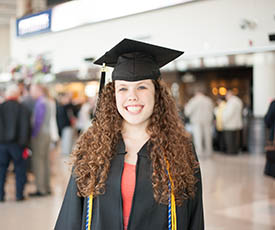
[{"xmin": 123, "ymin": 118, "xmax": 149, "ymax": 127}]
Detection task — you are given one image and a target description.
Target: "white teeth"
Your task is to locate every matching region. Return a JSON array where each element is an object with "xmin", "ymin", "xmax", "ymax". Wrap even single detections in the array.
[{"xmin": 127, "ymin": 106, "xmax": 142, "ymax": 112}]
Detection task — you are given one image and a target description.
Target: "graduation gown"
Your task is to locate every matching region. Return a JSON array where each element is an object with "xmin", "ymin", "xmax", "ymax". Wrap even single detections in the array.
[{"xmin": 55, "ymin": 139, "xmax": 204, "ymax": 230}]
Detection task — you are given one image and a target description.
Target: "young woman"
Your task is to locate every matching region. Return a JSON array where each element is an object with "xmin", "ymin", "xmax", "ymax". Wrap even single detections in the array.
[{"xmin": 55, "ymin": 39, "xmax": 204, "ymax": 230}]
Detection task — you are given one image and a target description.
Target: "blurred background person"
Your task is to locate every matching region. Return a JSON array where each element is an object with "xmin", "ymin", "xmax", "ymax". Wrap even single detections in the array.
[
  {"xmin": 185, "ymin": 88, "xmax": 214, "ymax": 157},
  {"xmin": 214, "ymin": 96, "xmax": 227, "ymax": 152},
  {"xmin": 21, "ymin": 83, "xmax": 35, "ymax": 114},
  {"xmin": 44, "ymin": 88, "xmax": 59, "ymax": 145},
  {"xmin": 17, "ymin": 79, "xmax": 25, "ymax": 98},
  {"xmin": 56, "ymin": 93, "xmax": 77, "ymax": 155},
  {"xmin": 264, "ymin": 99, "xmax": 275, "ymax": 178},
  {"xmin": 29, "ymin": 84, "xmax": 52, "ymax": 197},
  {"xmin": 76, "ymin": 96, "xmax": 97, "ymax": 133},
  {"xmin": 0, "ymin": 84, "xmax": 31, "ymax": 201},
  {"xmin": 44, "ymin": 88, "xmax": 60, "ymax": 176},
  {"xmin": 222, "ymin": 89, "xmax": 243, "ymax": 154},
  {"xmin": 20, "ymin": 83, "xmax": 35, "ymax": 174}
]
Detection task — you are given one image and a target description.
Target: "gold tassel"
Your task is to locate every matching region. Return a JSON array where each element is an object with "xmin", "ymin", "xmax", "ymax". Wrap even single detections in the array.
[
  {"xmin": 87, "ymin": 194, "xmax": 93, "ymax": 230},
  {"xmin": 166, "ymin": 161, "xmax": 177, "ymax": 230}
]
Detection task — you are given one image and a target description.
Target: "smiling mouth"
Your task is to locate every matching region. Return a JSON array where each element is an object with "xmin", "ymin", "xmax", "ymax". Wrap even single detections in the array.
[{"xmin": 125, "ymin": 105, "xmax": 144, "ymax": 114}]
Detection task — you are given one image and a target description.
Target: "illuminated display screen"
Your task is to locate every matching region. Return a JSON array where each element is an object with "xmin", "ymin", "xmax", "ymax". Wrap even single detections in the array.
[{"xmin": 16, "ymin": 9, "xmax": 52, "ymax": 37}]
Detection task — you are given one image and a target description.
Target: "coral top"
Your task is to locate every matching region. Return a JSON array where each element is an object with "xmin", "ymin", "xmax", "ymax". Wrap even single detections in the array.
[{"xmin": 121, "ymin": 162, "xmax": 136, "ymax": 230}]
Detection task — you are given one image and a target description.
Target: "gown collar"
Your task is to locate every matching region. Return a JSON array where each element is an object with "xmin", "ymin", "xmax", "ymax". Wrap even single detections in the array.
[{"xmin": 116, "ymin": 137, "xmax": 150, "ymax": 158}]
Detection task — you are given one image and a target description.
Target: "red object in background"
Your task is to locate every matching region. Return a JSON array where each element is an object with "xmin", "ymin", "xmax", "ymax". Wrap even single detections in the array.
[{"xmin": 22, "ymin": 148, "xmax": 29, "ymax": 159}]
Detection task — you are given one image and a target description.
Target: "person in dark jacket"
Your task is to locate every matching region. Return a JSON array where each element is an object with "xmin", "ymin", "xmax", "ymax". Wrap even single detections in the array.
[
  {"xmin": 0, "ymin": 84, "xmax": 31, "ymax": 201},
  {"xmin": 264, "ymin": 99, "xmax": 275, "ymax": 178},
  {"xmin": 56, "ymin": 93, "xmax": 78, "ymax": 155},
  {"xmin": 55, "ymin": 39, "xmax": 204, "ymax": 230}
]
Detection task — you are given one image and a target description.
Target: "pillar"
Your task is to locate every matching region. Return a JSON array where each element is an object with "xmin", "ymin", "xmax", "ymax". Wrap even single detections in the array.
[{"xmin": 253, "ymin": 52, "xmax": 275, "ymax": 117}]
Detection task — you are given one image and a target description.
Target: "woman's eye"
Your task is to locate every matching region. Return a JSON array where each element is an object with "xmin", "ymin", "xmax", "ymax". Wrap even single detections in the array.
[
  {"xmin": 138, "ymin": 85, "xmax": 147, "ymax": 90},
  {"xmin": 119, "ymin": 87, "xmax": 127, "ymax": 91}
]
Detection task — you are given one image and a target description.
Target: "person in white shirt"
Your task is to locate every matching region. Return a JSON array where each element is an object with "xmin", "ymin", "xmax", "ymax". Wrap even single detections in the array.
[
  {"xmin": 222, "ymin": 89, "xmax": 243, "ymax": 154},
  {"xmin": 76, "ymin": 96, "xmax": 96, "ymax": 133},
  {"xmin": 185, "ymin": 89, "xmax": 214, "ymax": 157}
]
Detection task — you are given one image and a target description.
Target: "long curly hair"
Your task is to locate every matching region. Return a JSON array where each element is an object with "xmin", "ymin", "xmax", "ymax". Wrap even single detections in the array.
[{"xmin": 72, "ymin": 79, "xmax": 199, "ymax": 206}]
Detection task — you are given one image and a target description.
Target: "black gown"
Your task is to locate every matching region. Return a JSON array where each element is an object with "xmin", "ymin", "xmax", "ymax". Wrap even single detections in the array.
[{"xmin": 55, "ymin": 139, "xmax": 204, "ymax": 230}]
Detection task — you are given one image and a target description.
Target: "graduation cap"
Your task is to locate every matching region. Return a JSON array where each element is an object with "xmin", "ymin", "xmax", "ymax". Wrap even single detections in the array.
[{"xmin": 94, "ymin": 38, "xmax": 184, "ymax": 92}]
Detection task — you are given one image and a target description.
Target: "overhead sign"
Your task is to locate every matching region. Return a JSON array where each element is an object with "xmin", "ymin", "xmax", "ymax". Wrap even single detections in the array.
[{"xmin": 16, "ymin": 9, "xmax": 52, "ymax": 37}]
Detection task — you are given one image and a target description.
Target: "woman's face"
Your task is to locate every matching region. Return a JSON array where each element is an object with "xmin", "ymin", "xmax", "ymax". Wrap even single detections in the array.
[{"xmin": 115, "ymin": 79, "xmax": 155, "ymax": 127}]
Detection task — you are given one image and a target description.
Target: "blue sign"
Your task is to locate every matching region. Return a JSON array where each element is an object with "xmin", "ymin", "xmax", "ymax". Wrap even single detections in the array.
[{"xmin": 16, "ymin": 9, "xmax": 52, "ymax": 37}]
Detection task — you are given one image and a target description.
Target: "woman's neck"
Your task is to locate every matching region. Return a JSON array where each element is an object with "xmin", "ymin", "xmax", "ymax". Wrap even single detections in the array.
[
  {"xmin": 121, "ymin": 122, "xmax": 150, "ymax": 165},
  {"xmin": 121, "ymin": 121, "xmax": 150, "ymax": 141}
]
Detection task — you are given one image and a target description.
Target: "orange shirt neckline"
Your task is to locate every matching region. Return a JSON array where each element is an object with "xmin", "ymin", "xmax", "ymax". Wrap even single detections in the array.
[{"xmin": 124, "ymin": 162, "xmax": 136, "ymax": 167}]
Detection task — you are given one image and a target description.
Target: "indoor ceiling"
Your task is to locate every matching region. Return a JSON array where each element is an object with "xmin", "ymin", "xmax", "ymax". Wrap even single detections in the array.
[{"xmin": 0, "ymin": 0, "xmax": 17, "ymax": 26}]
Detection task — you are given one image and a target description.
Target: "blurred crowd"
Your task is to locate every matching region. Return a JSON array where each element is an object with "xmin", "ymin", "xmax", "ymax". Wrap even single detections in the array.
[
  {"xmin": 0, "ymin": 81, "xmax": 97, "ymax": 202},
  {"xmin": 183, "ymin": 88, "xmax": 249, "ymax": 158}
]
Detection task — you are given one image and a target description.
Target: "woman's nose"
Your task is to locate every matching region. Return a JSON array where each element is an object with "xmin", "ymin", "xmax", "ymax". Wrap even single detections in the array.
[{"xmin": 128, "ymin": 89, "xmax": 138, "ymax": 101}]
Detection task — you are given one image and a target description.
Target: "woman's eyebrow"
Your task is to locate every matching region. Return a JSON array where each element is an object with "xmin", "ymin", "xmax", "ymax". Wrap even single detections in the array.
[
  {"xmin": 116, "ymin": 84, "xmax": 127, "ymax": 87},
  {"xmin": 136, "ymin": 82, "xmax": 149, "ymax": 86}
]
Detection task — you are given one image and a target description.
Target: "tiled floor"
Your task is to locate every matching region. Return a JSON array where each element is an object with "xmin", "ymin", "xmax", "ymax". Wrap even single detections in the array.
[
  {"xmin": 201, "ymin": 153, "xmax": 275, "ymax": 230},
  {"xmin": 0, "ymin": 150, "xmax": 274, "ymax": 230}
]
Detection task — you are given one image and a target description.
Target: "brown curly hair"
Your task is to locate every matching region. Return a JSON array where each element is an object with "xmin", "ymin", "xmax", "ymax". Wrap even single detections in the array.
[{"xmin": 72, "ymin": 79, "xmax": 199, "ymax": 206}]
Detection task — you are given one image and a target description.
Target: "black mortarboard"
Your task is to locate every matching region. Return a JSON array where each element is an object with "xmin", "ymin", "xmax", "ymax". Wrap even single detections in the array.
[{"xmin": 94, "ymin": 39, "xmax": 183, "ymax": 92}]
